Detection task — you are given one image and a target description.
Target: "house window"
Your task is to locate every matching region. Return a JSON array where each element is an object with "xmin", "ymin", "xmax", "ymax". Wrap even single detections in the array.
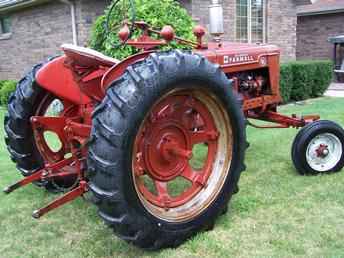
[
  {"xmin": 0, "ymin": 17, "xmax": 11, "ymax": 35},
  {"xmin": 236, "ymin": 0, "xmax": 266, "ymax": 43}
]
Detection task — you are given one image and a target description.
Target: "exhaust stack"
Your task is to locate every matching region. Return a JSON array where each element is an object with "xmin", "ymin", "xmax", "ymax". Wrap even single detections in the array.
[{"xmin": 209, "ymin": 0, "xmax": 224, "ymax": 42}]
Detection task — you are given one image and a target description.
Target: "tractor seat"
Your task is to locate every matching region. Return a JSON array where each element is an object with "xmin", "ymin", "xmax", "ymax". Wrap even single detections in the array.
[{"xmin": 61, "ymin": 44, "xmax": 119, "ymax": 67}]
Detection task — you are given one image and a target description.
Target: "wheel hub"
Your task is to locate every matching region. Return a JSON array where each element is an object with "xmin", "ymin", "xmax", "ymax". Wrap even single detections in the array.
[
  {"xmin": 144, "ymin": 122, "xmax": 192, "ymax": 181},
  {"xmin": 316, "ymin": 144, "xmax": 329, "ymax": 158},
  {"xmin": 306, "ymin": 133, "xmax": 343, "ymax": 172}
]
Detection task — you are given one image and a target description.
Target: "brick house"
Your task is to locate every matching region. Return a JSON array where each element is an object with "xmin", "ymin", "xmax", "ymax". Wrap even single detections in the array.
[
  {"xmin": 0, "ymin": 0, "xmax": 110, "ymax": 79},
  {"xmin": 0, "ymin": 0, "xmax": 300, "ymax": 80},
  {"xmin": 297, "ymin": 0, "xmax": 344, "ymax": 60}
]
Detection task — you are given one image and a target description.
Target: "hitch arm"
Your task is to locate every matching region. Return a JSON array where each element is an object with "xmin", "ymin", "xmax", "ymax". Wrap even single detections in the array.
[
  {"xmin": 3, "ymin": 169, "xmax": 44, "ymax": 194},
  {"xmin": 32, "ymin": 181, "xmax": 88, "ymax": 219},
  {"xmin": 3, "ymin": 157, "xmax": 74, "ymax": 194},
  {"xmin": 247, "ymin": 111, "xmax": 320, "ymax": 129}
]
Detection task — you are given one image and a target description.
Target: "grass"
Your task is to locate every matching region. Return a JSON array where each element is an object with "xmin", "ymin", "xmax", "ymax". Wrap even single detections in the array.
[{"xmin": 1, "ymin": 97, "xmax": 344, "ymax": 257}]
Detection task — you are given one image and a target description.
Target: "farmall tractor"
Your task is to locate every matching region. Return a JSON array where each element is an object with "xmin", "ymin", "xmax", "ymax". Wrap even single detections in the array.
[{"xmin": 3, "ymin": 0, "xmax": 344, "ymax": 250}]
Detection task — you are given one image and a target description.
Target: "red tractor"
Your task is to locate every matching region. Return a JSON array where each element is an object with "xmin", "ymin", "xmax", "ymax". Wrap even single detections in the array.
[{"xmin": 4, "ymin": 0, "xmax": 344, "ymax": 250}]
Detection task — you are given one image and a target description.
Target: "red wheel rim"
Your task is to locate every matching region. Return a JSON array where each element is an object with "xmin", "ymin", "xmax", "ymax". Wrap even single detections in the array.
[
  {"xmin": 33, "ymin": 94, "xmax": 77, "ymax": 163},
  {"xmin": 33, "ymin": 93, "xmax": 79, "ymax": 189},
  {"xmin": 132, "ymin": 89, "xmax": 233, "ymax": 222}
]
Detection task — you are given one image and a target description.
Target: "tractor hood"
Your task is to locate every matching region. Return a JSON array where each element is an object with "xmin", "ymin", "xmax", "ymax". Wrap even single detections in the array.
[{"xmin": 194, "ymin": 42, "xmax": 280, "ymax": 67}]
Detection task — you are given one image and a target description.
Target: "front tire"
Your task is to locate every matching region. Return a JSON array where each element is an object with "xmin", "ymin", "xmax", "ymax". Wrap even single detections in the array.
[
  {"xmin": 292, "ymin": 120, "xmax": 344, "ymax": 175},
  {"xmin": 87, "ymin": 51, "xmax": 247, "ymax": 249}
]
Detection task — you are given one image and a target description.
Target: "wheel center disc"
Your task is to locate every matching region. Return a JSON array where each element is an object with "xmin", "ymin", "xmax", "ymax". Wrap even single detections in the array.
[
  {"xmin": 306, "ymin": 133, "xmax": 343, "ymax": 171},
  {"xmin": 132, "ymin": 91, "xmax": 230, "ymax": 216},
  {"xmin": 144, "ymin": 122, "xmax": 191, "ymax": 181}
]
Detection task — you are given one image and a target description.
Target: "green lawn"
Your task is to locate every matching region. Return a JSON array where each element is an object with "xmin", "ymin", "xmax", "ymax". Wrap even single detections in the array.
[{"xmin": 1, "ymin": 97, "xmax": 344, "ymax": 258}]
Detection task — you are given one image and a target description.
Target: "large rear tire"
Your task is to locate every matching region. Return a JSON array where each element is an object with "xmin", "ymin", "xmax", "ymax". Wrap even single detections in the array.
[
  {"xmin": 87, "ymin": 51, "xmax": 247, "ymax": 249},
  {"xmin": 4, "ymin": 62, "xmax": 77, "ymax": 191}
]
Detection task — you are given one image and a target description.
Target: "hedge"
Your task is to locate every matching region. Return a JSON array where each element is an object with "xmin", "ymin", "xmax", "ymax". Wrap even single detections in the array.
[
  {"xmin": 0, "ymin": 80, "xmax": 17, "ymax": 106},
  {"xmin": 280, "ymin": 60, "xmax": 332, "ymax": 103}
]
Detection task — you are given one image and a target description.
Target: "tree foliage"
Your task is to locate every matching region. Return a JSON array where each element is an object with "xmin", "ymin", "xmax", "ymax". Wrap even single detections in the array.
[
  {"xmin": 89, "ymin": 0, "xmax": 195, "ymax": 59},
  {"xmin": 0, "ymin": 80, "xmax": 17, "ymax": 105}
]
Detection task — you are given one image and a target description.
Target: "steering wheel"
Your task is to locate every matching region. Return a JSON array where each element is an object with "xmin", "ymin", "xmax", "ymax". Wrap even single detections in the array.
[{"xmin": 106, "ymin": 0, "xmax": 136, "ymax": 49}]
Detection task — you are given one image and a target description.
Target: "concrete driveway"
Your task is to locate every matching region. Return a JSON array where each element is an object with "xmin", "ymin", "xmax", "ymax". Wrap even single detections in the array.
[{"xmin": 324, "ymin": 83, "xmax": 344, "ymax": 97}]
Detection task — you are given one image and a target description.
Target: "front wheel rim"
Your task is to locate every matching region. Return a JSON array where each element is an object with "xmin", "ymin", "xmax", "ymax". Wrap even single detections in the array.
[
  {"xmin": 132, "ymin": 88, "xmax": 233, "ymax": 223},
  {"xmin": 306, "ymin": 133, "xmax": 343, "ymax": 172}
]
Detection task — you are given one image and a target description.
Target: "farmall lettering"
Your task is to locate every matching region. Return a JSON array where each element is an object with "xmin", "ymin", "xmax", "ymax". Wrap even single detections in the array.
[{"xmin": 224, "ymin": 54, "xmax": 255, "ymax": 65}]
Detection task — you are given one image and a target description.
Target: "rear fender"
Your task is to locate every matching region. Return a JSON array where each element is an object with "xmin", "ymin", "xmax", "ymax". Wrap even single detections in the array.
[
  {"xmin": 101, "ymin": 51, "xmax": 155, "ymax": 93},
  {"xmin": 36, "ymin": 56, "xmax": 91, "ymax": 105}
]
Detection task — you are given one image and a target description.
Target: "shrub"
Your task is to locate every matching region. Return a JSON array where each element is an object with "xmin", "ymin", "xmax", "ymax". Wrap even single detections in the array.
[
  {"xmin": 0, "ymin": 80, "xmax": 17, "ymax": 105},
  {"xmin": 312, "ymin": 60, "xmax": 333, "ymax": 97},
  {"xmin": 290, "ymin": 61, "xmax": 315, "ymax": 101},
  {"xmin": 280, "ymin": 60, "xmax": 332, "ymax": 103},
  {"xmin": 279, "ymin": 63, "xmax": 293, "ymax": 103},
  {"xmin": 89, "ymin": 0, "xmax": 195, "ymax": 59}
]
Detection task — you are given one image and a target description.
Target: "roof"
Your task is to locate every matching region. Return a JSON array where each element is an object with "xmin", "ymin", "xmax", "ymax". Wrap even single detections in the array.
[
  {"xmin": 297, "ymin": 0, "xmax": 344, "ymax": 16},
  {"xmin": 329, "ymin": 35, "xmax": 344, "ymax": 44},
  {"xmin": 0, "ymin": 0, "xmax": 30, "ymax": 8},
  {"xmin": 0, "ymin": 0, "xmax": 50, "ymax": 13}
]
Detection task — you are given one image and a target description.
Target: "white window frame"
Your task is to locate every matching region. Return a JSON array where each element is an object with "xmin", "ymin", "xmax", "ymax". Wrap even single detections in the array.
[
  {"xmin": 0, "ymin": 16, "xmax": 12, "ymax": 40},
  {"xmin": 236, "ymin": 0, "xmax": 267, "ymax": 43}
]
